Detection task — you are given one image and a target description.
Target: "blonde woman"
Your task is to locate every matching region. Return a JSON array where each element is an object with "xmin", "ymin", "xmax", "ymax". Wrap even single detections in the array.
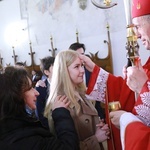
[{"xmin": 44, "ymin": 50, "xmax": 109, "ymax": 150}]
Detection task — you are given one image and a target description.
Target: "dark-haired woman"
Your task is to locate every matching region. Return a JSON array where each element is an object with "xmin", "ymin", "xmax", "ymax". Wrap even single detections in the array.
[{"xmin": 0, "ymin": 67, "xmax": 79, "ymax": 150}]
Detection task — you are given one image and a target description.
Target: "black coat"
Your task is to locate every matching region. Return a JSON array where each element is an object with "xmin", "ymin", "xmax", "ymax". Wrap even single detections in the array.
[
  {"xmin": 0, "ymin": 108, "xmax": 79, "ymax": 150},
  {"xmin": 35, "ymin": 79, "xmax": 49, "ymax": 128}
]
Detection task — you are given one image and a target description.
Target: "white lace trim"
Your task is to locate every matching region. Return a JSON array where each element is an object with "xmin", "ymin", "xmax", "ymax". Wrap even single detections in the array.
[
  {"xmin": 135, "ymin": 81, "xmax": 150, "ymax": 126},
  {"xmin": 87, "ymin": 68, "xmax": 109, "ymax": 103}
]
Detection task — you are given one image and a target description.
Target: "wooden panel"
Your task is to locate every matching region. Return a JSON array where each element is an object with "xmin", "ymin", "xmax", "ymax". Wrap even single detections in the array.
[{"xmin": 86, "ymin": 26, "xmax": 113, "ymax": 74}]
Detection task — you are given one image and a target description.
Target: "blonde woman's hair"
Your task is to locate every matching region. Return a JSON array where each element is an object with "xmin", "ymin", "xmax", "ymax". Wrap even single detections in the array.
[{"xmin": 44, "ymin": 50, "xmax": 87, "ymax": 118}]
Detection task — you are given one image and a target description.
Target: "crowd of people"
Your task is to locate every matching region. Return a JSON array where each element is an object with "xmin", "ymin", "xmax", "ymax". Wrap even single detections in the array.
[{"xmin": 0, "ymin": 0, "xmax": 150, "ymax": 149}]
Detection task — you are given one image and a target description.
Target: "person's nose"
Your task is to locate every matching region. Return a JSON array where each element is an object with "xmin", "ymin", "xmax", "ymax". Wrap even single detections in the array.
[
  {"xmin": 34, "ymin": 88, "xmax": 39, "ymax": 96},
  {"xmin": 80, "ymin": 66, "xmax": 85, "ymax": 73}
]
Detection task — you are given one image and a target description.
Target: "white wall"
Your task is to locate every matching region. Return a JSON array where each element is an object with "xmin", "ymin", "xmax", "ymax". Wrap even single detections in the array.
[{"xmin": 0, "ymin": 0, "xmax": 149, "ymax": 76}]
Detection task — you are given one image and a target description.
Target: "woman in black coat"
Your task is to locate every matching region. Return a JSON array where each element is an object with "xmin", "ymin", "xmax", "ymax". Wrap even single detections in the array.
[{"xmin": 0, "ymin": 67, "xmax": 79, "ymax": 150}]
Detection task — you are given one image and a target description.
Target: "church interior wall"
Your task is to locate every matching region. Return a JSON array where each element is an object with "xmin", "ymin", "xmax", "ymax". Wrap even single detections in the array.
[{"xmin": 0, "ymin": 0, "xmax": 149, "ymax": 76}]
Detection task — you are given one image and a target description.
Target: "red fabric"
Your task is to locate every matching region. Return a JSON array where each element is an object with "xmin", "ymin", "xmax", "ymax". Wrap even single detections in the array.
[
  {"xmin": 133, "ymin": 57, "xmax": 150, "ymax": 114},
  {"xmin": 86, "ymin": 67, "xmax": 135, "ymax": 150},
  {"xmin": 132, "ymin": 0, "xmax": 150, "ymax": 18},
  {"xmin": 125, "ymin": 122, "xmax": 150, "ymax": 150},
  {"xmin": 132, "ymin": 80, "xmax": 149, "ymax": 115},
  {"xmin": 106, "ymin": 74, "xmax": 135, "ymax": 150},
  {"xmin": 86, "ymin": 57, "xmax": 150, "ymax": 150},
  {"xmin": 86, "ymin": 65, "xmax": 100, "ymax": 94}
]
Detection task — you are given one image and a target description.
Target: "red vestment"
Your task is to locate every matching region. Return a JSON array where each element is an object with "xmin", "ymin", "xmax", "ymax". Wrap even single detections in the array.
[
  {"xmin": 125, "ymin": 122, "xmax": 150, "ymax": 150},
  {"xmin": 86, "ymin": 57, "xmax": 150, "ymax": 150}
]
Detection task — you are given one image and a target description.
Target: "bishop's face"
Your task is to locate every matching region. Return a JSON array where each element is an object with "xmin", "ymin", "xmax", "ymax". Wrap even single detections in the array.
[{"xmin": 133, "ymin": 16, "xmax": 150, "ymax": 50}]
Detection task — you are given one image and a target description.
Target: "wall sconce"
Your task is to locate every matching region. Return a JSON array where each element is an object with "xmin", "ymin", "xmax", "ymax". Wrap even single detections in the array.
[
  {"xmin": 78, "ymin": 0, "xmax": 88, "ymax": 10},
  {"xmin": 91, "ymin": 0, "xmax": 117, "ymax": 9}
]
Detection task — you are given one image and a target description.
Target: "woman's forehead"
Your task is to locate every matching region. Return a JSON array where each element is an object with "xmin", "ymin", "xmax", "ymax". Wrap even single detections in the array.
[{"xmin": 73, "ymin": 57, "xmax": 81, "ymax": 63}]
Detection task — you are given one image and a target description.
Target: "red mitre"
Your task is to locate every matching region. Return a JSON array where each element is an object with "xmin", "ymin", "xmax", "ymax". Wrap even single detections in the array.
[{"xmin": 132, "ymin": 0, "xmax": 150, "ymax": 18}]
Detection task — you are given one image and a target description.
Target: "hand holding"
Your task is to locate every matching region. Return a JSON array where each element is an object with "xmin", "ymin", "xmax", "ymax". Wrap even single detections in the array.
[
  {"xmin": 52, "ymin": 95, "xmax": 70, "ymax": 110},
  {"xmin": 96, "ymin": 118, "xmax": 105, "ymax": 128},
  {"xmin": 126, "ymin": 60, "xmax": 148, "ymax": 93},
  {"xmin": 109, "ymin": 110, "xmax": 126, "ymax": 128},
  {"xmin": 35, "ymin": 80, "xmax": 46, "ymax": 87},
  {"xmin": 95, "ymin": 124, "xmax": 110, "ymax": 142},
  {"xmin": 79, "ymin": 54, "xmax": 95, "ymax": 72}
]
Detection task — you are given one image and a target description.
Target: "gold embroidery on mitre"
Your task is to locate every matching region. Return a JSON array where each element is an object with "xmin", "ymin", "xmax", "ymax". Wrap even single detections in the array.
[{"xmin": 137, "ymin": 1, "xmax": 141, "ymax": 10}]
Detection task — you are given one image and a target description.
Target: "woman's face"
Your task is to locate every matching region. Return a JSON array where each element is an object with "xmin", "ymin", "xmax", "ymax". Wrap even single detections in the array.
[
  {"xmin": 68, "ymin": 57, "xmax": 85, "ymax": 85},
  {"xmin": 24, "ymin": 78, "xmax": 39, "ymax": 110}
]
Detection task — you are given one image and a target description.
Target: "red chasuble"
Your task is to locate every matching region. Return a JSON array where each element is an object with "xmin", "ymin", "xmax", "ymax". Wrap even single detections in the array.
[
  {"xmin": 125, "ymin": 122, "xmax": 150, "ymax": 150},
  {"xmin": 86, "ymin": 57, "xmax": 150, "ymax": 150}
]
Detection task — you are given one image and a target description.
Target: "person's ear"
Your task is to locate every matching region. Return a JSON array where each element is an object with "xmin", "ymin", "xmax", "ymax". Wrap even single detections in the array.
[{"xmin": 44, "ymin": 70, "xmax": 49, "ymax": 76}]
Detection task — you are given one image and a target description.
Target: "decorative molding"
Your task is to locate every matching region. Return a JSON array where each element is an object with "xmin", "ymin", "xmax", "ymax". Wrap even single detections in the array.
[
  {"xmin": 87, "ymin": 24, "xmax": 113, "ymax": 74},
  {"xmin": 91, "ymin": 0, "xmax": 117, "ymax": 9}
]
